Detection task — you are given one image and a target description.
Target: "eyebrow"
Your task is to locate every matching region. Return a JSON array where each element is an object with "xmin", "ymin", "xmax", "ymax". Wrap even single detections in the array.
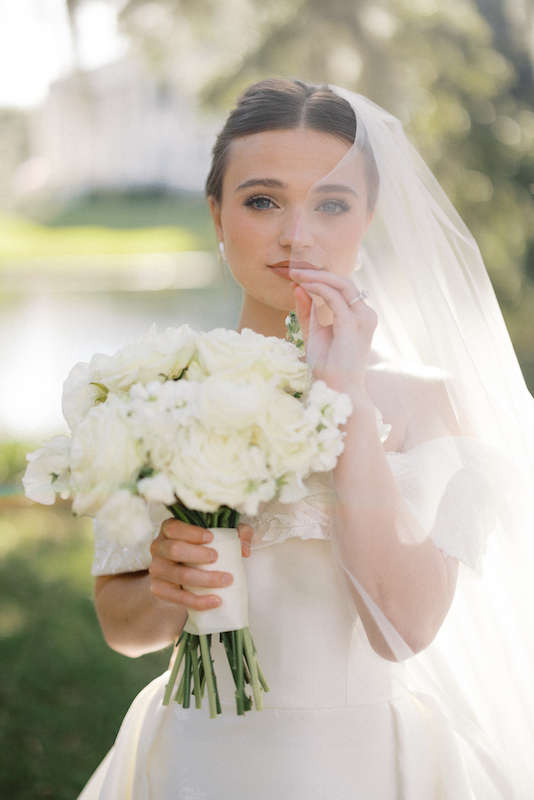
[
  {"xmin": 235, "ymin": 178, "xmax": 286, "ymax": 192},
  {"xmin": 235, "ymin": 178, "xmax": 358, "ymax": 197},
  {"xmin": 313, "ymin": 183, "xmax": 359, "ymax": 198}
]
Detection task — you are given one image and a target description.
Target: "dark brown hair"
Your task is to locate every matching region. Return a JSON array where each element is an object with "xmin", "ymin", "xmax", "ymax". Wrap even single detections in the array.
[{"xmin": 205, "ymin": 78, "xmax": 379, "ymax": 209}]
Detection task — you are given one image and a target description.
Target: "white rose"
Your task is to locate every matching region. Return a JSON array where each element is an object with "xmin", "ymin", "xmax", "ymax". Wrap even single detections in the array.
[
  {"xmin": 62, "ymin": 325, "xmax": 197, "ymax": 430},
  {"xmin": 23, "ymin": 435, "xmax": 72, "ymax": 504},
  {"xmin": 96, "ymin": 324, "xmax": 196, "ymax": 390},
  {"xmin": 194, "ymin": 328, "xmax": 309, "ymax": 393},
  {"xmin": 95, "ymin": 489, "xmax": 153, "ymax": 546},
  {"xmin": 196, "ymin": 373, "xmax": 268, "ymax": 435},
  {"xmin": 260, "ymin": 391, "xmax": 315, "ymax": 480},
  {"xmin": 169, "ymin": 423, "xmax": 276, "ymax": 515},
  {"xmin": 70, "ymin": 395, "xmax": 145, "ymax": 516}
]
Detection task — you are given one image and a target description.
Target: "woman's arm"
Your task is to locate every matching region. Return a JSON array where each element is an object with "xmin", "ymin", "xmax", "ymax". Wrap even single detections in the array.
[
  {"xmin": 94, "ymin": 521, "xmax": 253, "ymax": 658},
  {"xmin": 292, "ymin": 268, "xmax": 459, "ymax": 660}
]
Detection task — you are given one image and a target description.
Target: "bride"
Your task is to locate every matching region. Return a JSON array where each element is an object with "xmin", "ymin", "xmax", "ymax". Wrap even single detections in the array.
[{"xmin": 79, "ymin": 79, "xmax": 534, "ymax": 798}]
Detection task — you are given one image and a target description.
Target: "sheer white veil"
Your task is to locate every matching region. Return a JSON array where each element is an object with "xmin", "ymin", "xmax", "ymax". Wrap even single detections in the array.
[{"xmin": 302, "ymin": 86, "xmax": 534, "ymax": 795}]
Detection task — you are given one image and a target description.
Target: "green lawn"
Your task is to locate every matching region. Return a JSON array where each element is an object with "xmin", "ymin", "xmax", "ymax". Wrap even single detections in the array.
[
  {"xmin": 0, "ymin": 443, "xmax": 170, "ymax": 799},
  {"xmin": 1, "ymin": 190, "xmax": 218, "ymax": 268}
]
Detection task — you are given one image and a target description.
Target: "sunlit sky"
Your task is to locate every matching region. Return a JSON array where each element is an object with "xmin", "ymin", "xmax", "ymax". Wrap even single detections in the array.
[{"xmin": 0, "ymin": 0, "xmax": 129, "ymax": 108}]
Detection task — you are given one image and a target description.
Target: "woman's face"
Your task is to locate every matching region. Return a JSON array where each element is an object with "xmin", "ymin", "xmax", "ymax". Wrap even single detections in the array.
[{"xmin": 209, "ymin": 127, "xmax": 374, "ymax": 313}]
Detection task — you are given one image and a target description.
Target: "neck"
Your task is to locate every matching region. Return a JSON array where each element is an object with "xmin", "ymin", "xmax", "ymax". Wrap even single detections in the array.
[{"xmin": 236, "ymin": 294, "xmax": 289, "ymax": 338}]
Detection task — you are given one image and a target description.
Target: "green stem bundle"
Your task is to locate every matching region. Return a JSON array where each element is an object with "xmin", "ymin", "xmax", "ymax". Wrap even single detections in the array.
[{"xmin": 163, "ymin": 629, "xmax": 268, "ymax": 718}]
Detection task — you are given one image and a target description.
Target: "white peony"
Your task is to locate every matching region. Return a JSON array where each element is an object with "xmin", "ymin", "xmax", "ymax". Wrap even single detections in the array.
[
  {"xmin": 70, "ymin": 395, "xmax": 145, "ymax": 516},
  {"xmin": 95, "ymin": 490, "xmax": 154, "ymax": 546},
  {"xmin": 23, "ymin": 435, "xmax": 72, "ymax": 504}
]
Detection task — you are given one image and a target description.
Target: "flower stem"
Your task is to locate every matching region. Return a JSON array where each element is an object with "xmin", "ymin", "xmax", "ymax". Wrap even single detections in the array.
[
  {"xmin": 163, "ymin": 633, "xmax": 189, "ymax": 706},
  {"xmin": 243, "ymin": 627, "xmax": 265, "ymax": 711},
  {"xmin": 190, "ymin": 640, "xmax": 203, "ymax": 709},
  {"xmin": 199, "ymin": 634, "xmax": 219, "ymax": 719}
]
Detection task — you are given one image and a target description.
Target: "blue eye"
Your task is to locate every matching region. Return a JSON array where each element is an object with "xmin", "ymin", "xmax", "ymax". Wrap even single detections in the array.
[
  {"xmin": 244, "ymin": 195, "xmax": 274, "ymax": 210},
  {"xmin": 317, "ymin": 200, "xmax": 350, "ymax": 215}
]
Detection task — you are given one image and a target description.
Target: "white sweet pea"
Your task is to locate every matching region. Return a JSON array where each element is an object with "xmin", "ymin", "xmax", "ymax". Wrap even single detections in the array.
[
  {"xmin": 95, "ymin": 489, "xmax": 154, "ymax": 546},
  {"xmin": 137, "ymin": 472, "xmax": 176, "ymax": 505},
  {"xmin": 70, "ymin": 395, "xmax": 145, "ymax": 516},
  {"xmin": 62, "ymin": 362, "xmax": 103, "ymax": 431},
  {"xmin": 22, "ymin": 435, "xmax": 72, "ymax": 504}
]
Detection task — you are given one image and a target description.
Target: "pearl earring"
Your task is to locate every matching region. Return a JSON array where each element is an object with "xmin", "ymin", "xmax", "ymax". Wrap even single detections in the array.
[{"xmin": 218, "ymin": 242, "xmax": 227, "ymax": 264}]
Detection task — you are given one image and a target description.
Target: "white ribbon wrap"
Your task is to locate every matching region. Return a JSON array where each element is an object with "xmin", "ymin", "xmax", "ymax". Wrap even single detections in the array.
[{"xmin": 183, "ymin": 528, "xmax": 250, "ymax": 635}]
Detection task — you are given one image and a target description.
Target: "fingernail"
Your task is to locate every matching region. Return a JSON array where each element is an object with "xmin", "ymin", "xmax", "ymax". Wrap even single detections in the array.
[
  {"xmin": 221, "ymin": 574, "xmax": 233, "ymax": 585},
  {"xmin": 202, "ymin": 531, "xmax": 213, "ymax": 542},
  {"xmin": 209, "ymin": 550, "xmax": 218, "ymax": 562},
  {"xmin": 242, "ymin": 542, "xmax": 251, "ymax": 557},
  {"xmin": 207, "ymin": 596, "xmax": 220, "ymax": 607}
]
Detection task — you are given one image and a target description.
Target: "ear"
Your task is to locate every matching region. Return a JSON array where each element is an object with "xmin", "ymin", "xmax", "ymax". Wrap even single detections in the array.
[{"xmin": 208, "ymin": 195, "xmax": 224, "ymax": 244}]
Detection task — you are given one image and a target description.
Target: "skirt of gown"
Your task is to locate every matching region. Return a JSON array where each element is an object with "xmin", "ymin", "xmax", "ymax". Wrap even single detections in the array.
[{"xmin": 78, "ymin": 538, "xmax": 517, "ymax": 800}]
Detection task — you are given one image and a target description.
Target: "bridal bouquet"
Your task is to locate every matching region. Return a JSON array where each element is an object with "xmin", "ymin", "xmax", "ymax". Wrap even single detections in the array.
[{"xmin": 23, "ymin": 323, "xmax": 353, "ymax": 717}]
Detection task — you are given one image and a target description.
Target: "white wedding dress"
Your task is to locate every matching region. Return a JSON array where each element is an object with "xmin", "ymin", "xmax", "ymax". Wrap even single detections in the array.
[{"xmin": 79, "ymin": 437, "xmax": 515, "ymax": 800}]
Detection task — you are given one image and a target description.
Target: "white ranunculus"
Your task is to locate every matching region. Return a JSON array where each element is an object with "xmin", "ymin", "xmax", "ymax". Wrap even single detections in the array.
[
  {"xmin": 22, "ymin": 435, "xmax": 72, "ymax": 504},
  {"xmin": 70, "ymin": 395, "xmax": 145, "ymax": 516},
  {"xmin": 95, "ymin": 490, "xmax": 154, "ymax": 545}
]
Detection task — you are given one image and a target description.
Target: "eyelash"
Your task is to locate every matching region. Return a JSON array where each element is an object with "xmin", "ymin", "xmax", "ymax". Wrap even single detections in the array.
[
  {"xmin": 243, "ymin": 195, "xmax": 351, "ymax": 215},
  {"xmin": 244, "ymin": 195, "xmax": 276, "ymax": 210}
]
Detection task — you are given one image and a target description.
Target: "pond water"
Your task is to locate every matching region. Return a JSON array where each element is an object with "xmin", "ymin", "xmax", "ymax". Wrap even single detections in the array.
[{"xmin": 0, "ymin": 272, "xmax": 242, "ymax": 441}]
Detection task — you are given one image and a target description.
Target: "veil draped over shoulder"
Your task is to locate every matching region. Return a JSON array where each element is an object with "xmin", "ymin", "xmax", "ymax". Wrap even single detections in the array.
[{"xmin": 301, "ymin": 87, "xmax": 534, "ymax": 796}]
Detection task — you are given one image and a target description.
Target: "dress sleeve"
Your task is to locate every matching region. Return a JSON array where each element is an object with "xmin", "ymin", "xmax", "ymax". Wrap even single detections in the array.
[
  {"xmin": 386, "ymin": 438, "xmax": 512, "ymax": 575},
  {"xmin": 91, "ymin": 503, "xmax": 169, "ymax": 576}
]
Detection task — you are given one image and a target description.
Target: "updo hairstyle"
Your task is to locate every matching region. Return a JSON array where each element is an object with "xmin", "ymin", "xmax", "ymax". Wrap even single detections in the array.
[{"xmin": 205, "ymin": 78, "xmax": 379, "ymax": 210}]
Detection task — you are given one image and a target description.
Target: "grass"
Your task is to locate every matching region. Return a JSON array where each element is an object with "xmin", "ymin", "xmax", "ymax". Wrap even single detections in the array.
[
  {"xmin": 0, "ymin": 444, "xmax": 171, "ymax": 799},
  {"xmin": 1, "ymin": 189, "xmax": 218, "ymax": 267}
]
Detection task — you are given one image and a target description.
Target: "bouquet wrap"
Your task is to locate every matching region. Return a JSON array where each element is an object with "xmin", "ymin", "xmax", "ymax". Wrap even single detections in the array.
[{"xmin": 183, "ymin": 529, "xmax": 249, "ymax": 636}]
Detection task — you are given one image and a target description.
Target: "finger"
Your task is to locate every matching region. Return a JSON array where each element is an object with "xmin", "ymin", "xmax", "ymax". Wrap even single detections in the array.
[
  {"xmin": 150, "ymin": 578, "xmax": 222, "ymax": 610},
  {"xmin": 152, "ymin": 536, "xmax": 218, "ymax": 565},
  {"xmin": 151, "ymin": 558, "xmax": 233, "ymax": 590},
  {"xmin": 294, "ymin": 285, "xmax": 313, "ymax": 345},
  {"xmin": 237, "ymin": 522, "xmax": 254, "ymax": 557},
  {"xmin": 161, "ymin": 518, "xmax": 213, "ymax": 544},
  {"xmin": 292, "ymin": 280, "xmax": 355, "ymax": 320},
  {"xmin": 289, "ymin": 268, "xmax": 359, "ymax": 305}
]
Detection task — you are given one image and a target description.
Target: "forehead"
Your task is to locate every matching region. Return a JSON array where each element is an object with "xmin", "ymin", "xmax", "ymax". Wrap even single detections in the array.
[{"xmin": 222, "ymin": 128, "xmax": 356, "ymax": 195}]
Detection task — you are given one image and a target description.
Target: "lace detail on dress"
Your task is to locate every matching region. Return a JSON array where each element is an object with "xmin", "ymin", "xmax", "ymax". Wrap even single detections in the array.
[
  {"xmin": 386, "ymin": 437, "xmax": 512, "ymax": 574},
  {"xmin": 90, "ymin": 438, "xmax": 510, "ymax": 576}
]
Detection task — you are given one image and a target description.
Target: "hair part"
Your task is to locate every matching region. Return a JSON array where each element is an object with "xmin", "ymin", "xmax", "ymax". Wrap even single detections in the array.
[{"xmin": 205, "ymin": 78, "xmax": 379, "ymax": 210}]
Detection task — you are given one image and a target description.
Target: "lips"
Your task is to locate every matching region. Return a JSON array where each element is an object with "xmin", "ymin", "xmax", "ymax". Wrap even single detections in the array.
[{"xmin": 269, "ymin": 261, "xmax": 320, "ymax": 280}]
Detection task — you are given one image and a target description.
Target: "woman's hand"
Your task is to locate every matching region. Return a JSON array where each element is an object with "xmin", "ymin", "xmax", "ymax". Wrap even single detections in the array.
[
  {"xmin": 290, "ymin": 268, "xmax": 377, "ymax": 394},
  {"xmin": 149, "ymin": 519, "xmax": 253, "ymax": 611}
]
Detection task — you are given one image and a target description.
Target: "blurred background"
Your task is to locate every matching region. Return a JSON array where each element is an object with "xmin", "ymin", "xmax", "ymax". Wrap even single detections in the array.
[{"xmin": 1, "ymin": 0, "xmax": 533, "ymax": 796}]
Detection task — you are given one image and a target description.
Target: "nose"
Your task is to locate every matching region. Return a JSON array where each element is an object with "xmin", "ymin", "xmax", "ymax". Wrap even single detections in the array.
[{"xmin": 278, "ymin": 208, "xmax": 314, "ymax": 252}]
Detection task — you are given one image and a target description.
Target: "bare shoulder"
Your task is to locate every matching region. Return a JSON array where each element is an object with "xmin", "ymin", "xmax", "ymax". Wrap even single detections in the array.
[{"xmin": 366, "ymin": 359, "xmax": 460, "ymax": 452}]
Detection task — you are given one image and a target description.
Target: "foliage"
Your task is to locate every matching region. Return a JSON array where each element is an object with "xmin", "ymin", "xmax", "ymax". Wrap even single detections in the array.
[
  {"xmin": 0, "ymin": 210, "xmax": 197, "ymax": 266},
  {"xmin": 0, "ymin": 443, "xmax": 170, "ymax": 798},
  {"xmin": 115, "ymin": 0, "xmax": 534, "ymax": 385}
]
